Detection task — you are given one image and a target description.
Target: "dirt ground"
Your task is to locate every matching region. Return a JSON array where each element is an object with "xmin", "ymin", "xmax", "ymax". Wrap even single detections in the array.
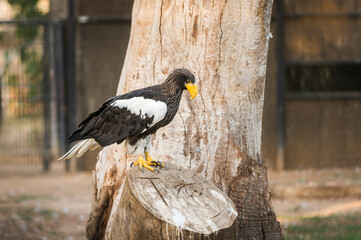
[
  {"xmin": 0, "ymin": 167, "xmax": 360, "ymax": 239},
  {"xmin": 0, "ymin": 171, "xmax": 93, "ymax": 239},
  {"xmin": 268, "ymin": 168, "xmax": 361, "ymax": 221}
]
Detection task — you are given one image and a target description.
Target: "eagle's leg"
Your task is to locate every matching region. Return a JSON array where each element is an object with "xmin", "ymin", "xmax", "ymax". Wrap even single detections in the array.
[
  {"xmin": 143, "ymin": 136, "xmax": 164, "ymax": 168},
  {"xmin": 145, "ymin": 152, "xmax": 165, "ymax": 168},
  {"xmin": 132, "ymin": 155, "xmax": 157, "ymax": 172}
]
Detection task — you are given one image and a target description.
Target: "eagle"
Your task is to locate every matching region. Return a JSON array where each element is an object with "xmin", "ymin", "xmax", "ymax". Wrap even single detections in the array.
[{"xmin": 58, "ymin": 69, "xmax": 198, "ymax": 172}]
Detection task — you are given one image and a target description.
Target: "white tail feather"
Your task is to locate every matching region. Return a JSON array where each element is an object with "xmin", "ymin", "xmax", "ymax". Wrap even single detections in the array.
[
  {"xmin": 76, "ymin": 139, "xmax": 96, "ymax": 157},
  {"xmin": 89, "ymin": 142, "xmax": 99, "ymax": 151},
  {"xmin": 58, "ymin": 138, "xmax": 100, "ymax": 161}
]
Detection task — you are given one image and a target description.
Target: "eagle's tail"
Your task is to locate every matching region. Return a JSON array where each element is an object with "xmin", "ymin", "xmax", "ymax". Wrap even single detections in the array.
[{"xmin": 58, "ymin": 138, "xmax": 100, "ymax": 161}]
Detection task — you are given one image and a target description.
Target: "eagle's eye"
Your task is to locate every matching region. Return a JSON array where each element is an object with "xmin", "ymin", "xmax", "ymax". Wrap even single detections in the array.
[{"xmin": 186, "ymin": 79, "xmax": 192, "ymax": 84}]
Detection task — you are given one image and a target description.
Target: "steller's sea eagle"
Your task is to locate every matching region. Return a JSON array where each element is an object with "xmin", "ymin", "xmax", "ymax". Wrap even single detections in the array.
[{"xmin": 58, "ymin": 69, "xmax": 198, "ymax": 171}]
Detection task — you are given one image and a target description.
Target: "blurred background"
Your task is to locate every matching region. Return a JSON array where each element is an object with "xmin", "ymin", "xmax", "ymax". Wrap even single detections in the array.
[{"xmin": 0, "ymin": 0, "xmax": 360, "ymax": 239}]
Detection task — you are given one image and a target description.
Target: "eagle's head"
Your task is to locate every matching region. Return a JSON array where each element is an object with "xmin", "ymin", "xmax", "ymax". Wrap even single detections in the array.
[{"xmin": 166, "ymin": 68, "xmax": 198, "ymax": 99}]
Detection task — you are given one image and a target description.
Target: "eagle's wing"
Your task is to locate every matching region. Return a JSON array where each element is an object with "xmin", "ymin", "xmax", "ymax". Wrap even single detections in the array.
[{"xmin": 69, "ymin": 95, "xmax": 168, "ymax": 147}]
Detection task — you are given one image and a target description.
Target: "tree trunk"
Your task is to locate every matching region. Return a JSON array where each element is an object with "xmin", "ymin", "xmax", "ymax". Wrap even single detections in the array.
[
  {"xmin": 102, "ymin": 163, "xmax": 237, "ymax": 239},
  {"xmin": 86, "ymin": 0, "xmax": 283, "ymax": 239}
]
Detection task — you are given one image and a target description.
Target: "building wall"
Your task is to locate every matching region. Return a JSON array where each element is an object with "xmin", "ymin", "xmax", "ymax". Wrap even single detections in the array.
[
  {"xmin": 285, "ymin": 97, "xmax": 361, "ymax": 169},
  {"xmin": 262, "ymin": 0, "xmax": 361, "ymax": 169},
  {"xmin": 77, "ymin": 0, "xmax": 133, "ymax": 17},
  {"xmin": 50, "ymin": 0, "xmax": 67, "ymax": 18}
]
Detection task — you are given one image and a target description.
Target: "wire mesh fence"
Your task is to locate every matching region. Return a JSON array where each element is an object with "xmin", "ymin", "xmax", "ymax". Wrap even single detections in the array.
[
  {"xmin": 0, "ymin": 0, "xmax": 131, "ymax": 173},
  {"xmin": 0, "ymin": 0, "xmax": 65, "ymax": 173},
  {"xmin": 0, "ymin": 23, "xmax": 49, "ymax": 172}
]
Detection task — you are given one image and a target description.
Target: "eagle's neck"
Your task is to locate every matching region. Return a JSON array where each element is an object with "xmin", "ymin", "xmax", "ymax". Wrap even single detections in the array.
[
  {"xmin": 160, "ymin": 81, "xmax": 184, "ymax": 121},
  {"xmin": 160, "ymin": 81, "xmax": 184, "ymax": 101}
]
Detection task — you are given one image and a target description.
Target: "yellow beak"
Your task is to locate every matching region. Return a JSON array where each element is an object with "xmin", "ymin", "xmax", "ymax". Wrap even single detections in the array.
[{"xmin": 185, "ymin": 83, "xmax": 198, "ymax": 99}]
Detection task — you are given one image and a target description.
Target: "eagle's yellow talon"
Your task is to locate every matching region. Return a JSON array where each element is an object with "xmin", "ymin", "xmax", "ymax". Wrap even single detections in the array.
[
  {"xmin": 131, "ymin": 153, "xmax": 164, "ymax": 172},
  {"xmin": 145, "ymin": 152, "xmax": 164, "ymax": 168},
  {"xmin": 132, "ymin": 155, "xmax": 155, "ymax": 172}
]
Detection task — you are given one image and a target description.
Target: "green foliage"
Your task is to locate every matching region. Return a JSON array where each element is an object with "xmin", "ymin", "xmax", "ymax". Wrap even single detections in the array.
[
  {"xmin": 9, "ymin": 194, "xmax": 41, "ymax": 203},
  {"xmin": 7, "ymin": 0, "xmax": 46, "ymax": 18},
  {"xmin": 13, "ymin": 206, "xmax": 58, "ymax": 222},
  {"xmin": 37, "ymin": 208, "xmax": 57, "ymax": 218},
  {"xmin": 283, "ymin": 214, "xmax": 361, "ymax": 240},
  {"xmin": 22, "ymin": 48, "xmax": 43, "ymax": 99},
  {"xmin": 0, "ymin": 207, "xmax": 6, "ymax": 214},
  {"xmin": 16, "ymin": 25, "xmax": 38, "ymax": 41},
  {"xmin": 3, "ymin": 0, "xmax": 48, "ymax": 104},
  {"xmin": 7, "ymin": 73, "xmax": 19, "ymax": 86},
  {"xmin": 8, "ymin": 0, "xmax": 47, "ymax": 41}
]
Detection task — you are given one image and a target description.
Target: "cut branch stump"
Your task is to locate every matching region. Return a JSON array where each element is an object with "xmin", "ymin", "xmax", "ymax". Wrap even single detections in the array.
[{"xmin": 108, "ymin": 163, "xmax": 238, "ymax": 239}]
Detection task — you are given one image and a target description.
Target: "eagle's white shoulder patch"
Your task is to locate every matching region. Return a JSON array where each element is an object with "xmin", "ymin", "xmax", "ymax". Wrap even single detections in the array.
[{"xmin": 111, "ymin": 97, "xmax": 167, "ymax": 127}]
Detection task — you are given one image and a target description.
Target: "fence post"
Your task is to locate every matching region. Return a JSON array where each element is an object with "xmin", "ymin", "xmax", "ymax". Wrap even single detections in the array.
[
  {"xmin": 54, "ymin": 23, "xmax": 67, "ymax": 165},
  {"xmin": 0, "ymin": 73, "xmax": 2, "ymax": 131},
  {"xmin": 42, "ymin": 23, "xmax": 52, "ymax": 172},
  {"xmin": 66, "ymin": 0, "xmax": 77, "ymax": 172},
  {"xmin": 276, "ymin": 0, "xmax": 286, "ymax": 171}
]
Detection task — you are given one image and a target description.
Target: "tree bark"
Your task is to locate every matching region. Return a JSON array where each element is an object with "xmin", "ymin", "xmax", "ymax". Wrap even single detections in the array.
[{"xmin": 86, "ymin": 0, "xmax": 283, "ymax": 239}]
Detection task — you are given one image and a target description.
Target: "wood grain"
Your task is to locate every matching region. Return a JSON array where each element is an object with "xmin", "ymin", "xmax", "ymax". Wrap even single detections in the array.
[{"xmin": 127, "ymin": 163, "xmax": 237, "ymax": 234}]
